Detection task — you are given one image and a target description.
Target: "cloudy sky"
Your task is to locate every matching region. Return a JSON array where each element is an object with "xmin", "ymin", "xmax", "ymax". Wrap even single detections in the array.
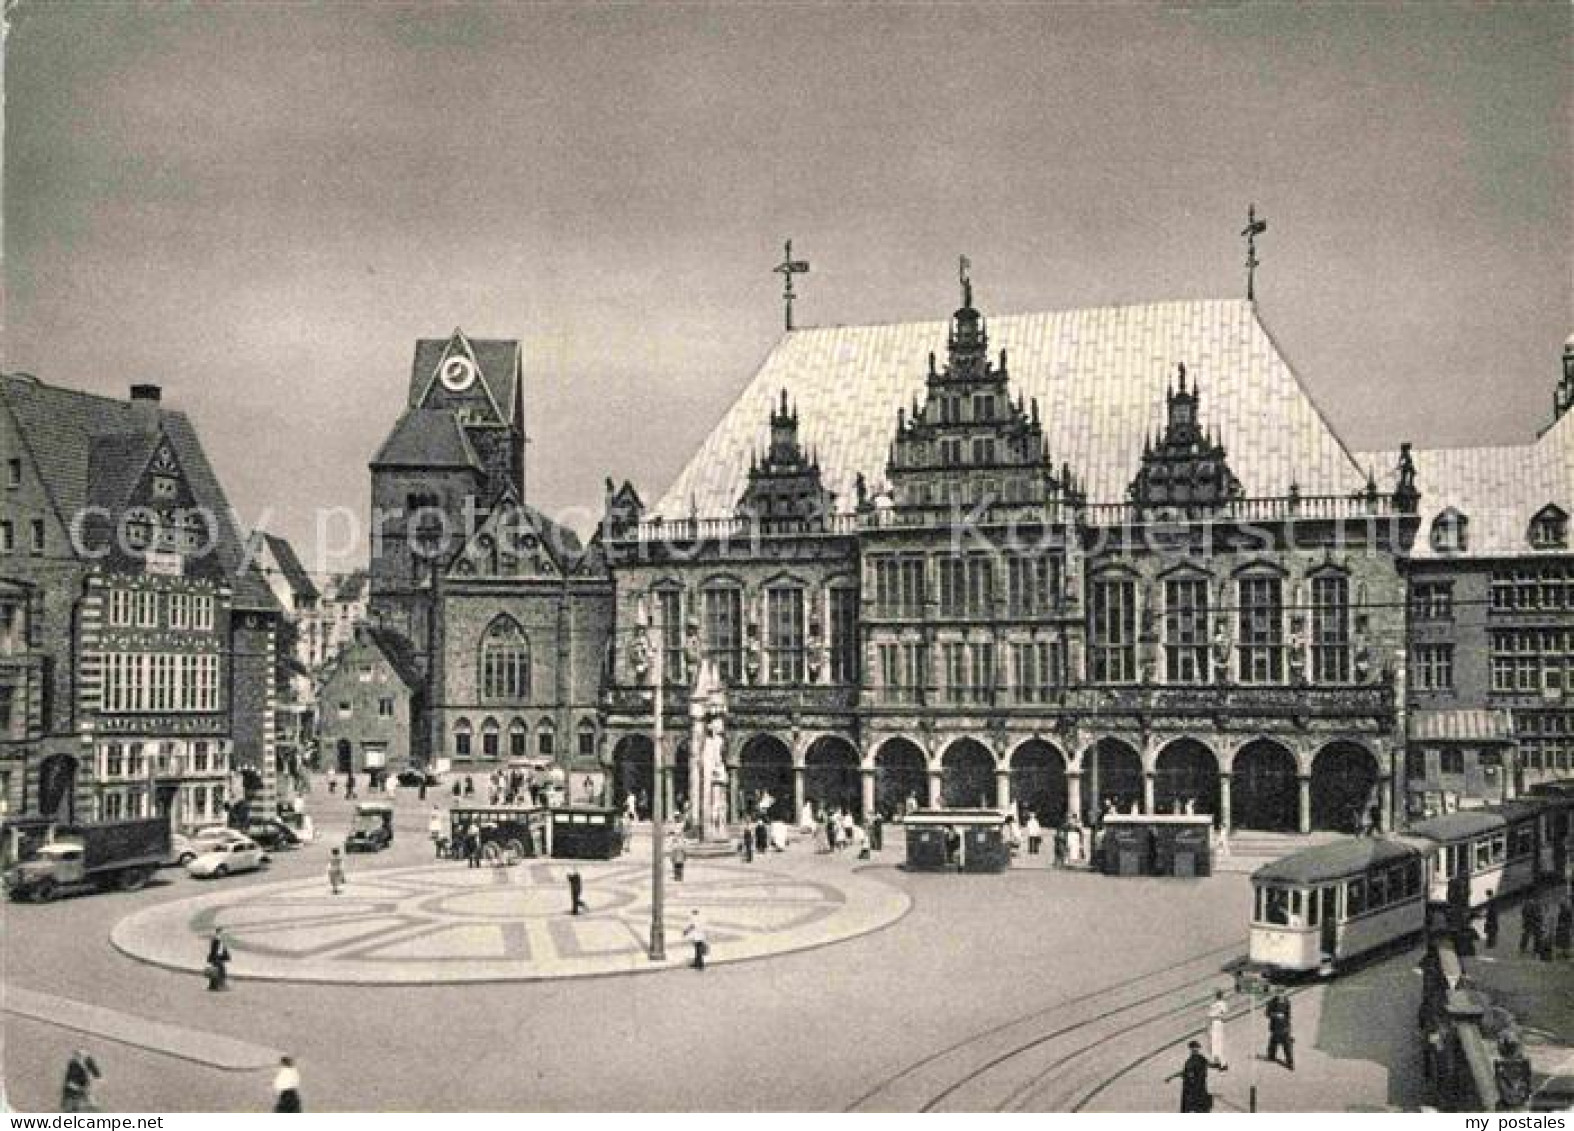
[{"xmin": 5, "ymin": 2, "xmax": 1568, "ymax": 575}]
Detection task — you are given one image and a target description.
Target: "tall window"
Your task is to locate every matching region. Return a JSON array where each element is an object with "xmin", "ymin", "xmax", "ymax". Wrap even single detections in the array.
[
  {"xmin": 1163, "ymin": 578, "xmax": 1209, "ymax": 684},
  {"xmin": 480, "ymin": 617, "xmax": 530, "ymax": 701},
  {"xmin": 1411, "ymin": 581, "xmax": 1454, "ymax": 621},
  {"xmin": 873, "ymin": 557, "xmax": 925, "ymax": 615},
  {"xmin": 938, "ymin": 556, "xmax": 993, "ymax": 617},
  {"xmin": 656, "ymin": 589, "xmax": 683, "ymax": 683},
  {"xmin": 1012, "ymin": 641, "xmax": 1061, "ymax": 702},
  {"xmin": 766, "ymin": 586, "xmax": 805, "ymax": 684},
  {"xmin": 1311, "ymin": 575, "xmax": 1351, "ymax": 684},
  {"xmin": 1237, "ymin": 577, "xmax": 1285, "ymax": 684},
  {"xmin": 1008, "ymin": 555, "xmax": 1060, "ymax": 615},
  {"xmin": 1089, "ymin": 578, "xmax": 1137, "ymax": 683},
  {"xmin": 829, "ymin": 587, "xmax": 860, "ymax": 683},
  {"xmin": 509, "ymin": 719, "xmax": 527, "ymax": 757},
  {"xmin": 877, "ymin": 642, "xmax": 928, "ymax": 704},
  {"xmin": 481, "ymin": 718, "xmax": 500, "ymax": 759},
  {"xmin": 453, "ymin": 719, "xmax": 472, "ymax": 758},
  {"xmin": 701, "ymin": 587, "xmax": 742, "ymax": 682},
  {"xmin": 1413, "ymin": 644, "xmax": 1454, "ymax": 692},
  {"xmin": 942, "ymin": 642, "xmax": 993, "ymax": 704},
  {"xmin": 537, "ymin": 721, "xmax": 555, "ymax": 757},
  {"xmin": 578, "ymin": 719, "xmax": 597, "ymax": 759}
]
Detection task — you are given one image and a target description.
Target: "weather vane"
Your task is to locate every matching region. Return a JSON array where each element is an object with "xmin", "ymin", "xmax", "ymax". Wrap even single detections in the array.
[
  {"xmin": 774, "ymin": 239, "xmax": 810, "ymax": 332},
  {"xmin": 1242, "ymin": 204, "xmax": 1267, "ymax": 302},
  {"xmin": 959, "ymin": 254, "xmax": 972, "ymax": 307}
]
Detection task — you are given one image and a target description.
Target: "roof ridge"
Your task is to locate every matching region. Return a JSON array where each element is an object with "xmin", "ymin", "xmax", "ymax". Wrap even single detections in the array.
[
  {"xmin": 1249, "ymin": 303, "xmax": 1369, "ymax": 486},
  {"xmin": 786, "ymin": 295, "xmax": 1253, "ymax": 335}
]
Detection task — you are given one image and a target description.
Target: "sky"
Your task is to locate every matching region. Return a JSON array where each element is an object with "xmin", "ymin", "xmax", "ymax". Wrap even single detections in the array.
[{"xmin": 4, "ymin": 2, "xmax": 1569, "ymax": 577}]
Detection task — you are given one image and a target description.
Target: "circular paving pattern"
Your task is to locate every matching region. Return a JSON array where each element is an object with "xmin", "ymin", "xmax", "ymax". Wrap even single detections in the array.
[{"xmin": 111, "ymin": 858, "xmax": 909, "ymax": 984}]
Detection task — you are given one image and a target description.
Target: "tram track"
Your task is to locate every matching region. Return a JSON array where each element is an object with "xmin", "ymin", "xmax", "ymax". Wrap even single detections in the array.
[{"xmin": 844, "ymin": 939, "xmax": 1245, "ymax": 1112}]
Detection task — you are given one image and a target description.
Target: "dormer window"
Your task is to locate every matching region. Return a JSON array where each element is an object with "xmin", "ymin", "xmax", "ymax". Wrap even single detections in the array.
[
  {"xmin": 1431, "ymin": 508, "xmax": 1469, "ymax": 553},
  {"xmin": 1529, "ymin": 504, "xmax": 1568, "ymax": 550},
  {"xmin": 151, "ymin": 476, "xmax": 177, "ymax": 500}
]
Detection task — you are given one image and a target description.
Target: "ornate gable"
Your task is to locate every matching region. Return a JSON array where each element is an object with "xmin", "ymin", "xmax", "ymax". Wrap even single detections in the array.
[
  {"xmin": 1127, "ymin": 364, "xmax": 1243, "ymax": 511},
  {"xmin": 447, "ymin": 499, "xmax": 563, "ymax": 581},
  {"xmin": 885, "ymin": 265, "xmax": 1077, "ymax": 514},
  {"xmin": 735, "ymin": 390, "xmax": 834, "ymax": 532},
  {"xmin": 413, "ymin": 328, "xmax": 507, "ymax": 426}
]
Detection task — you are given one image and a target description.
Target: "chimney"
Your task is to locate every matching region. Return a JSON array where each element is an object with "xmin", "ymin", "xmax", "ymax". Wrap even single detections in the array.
[{"xmin": 129, "ymin": 384, "xmax": 161, "ymax": 433}]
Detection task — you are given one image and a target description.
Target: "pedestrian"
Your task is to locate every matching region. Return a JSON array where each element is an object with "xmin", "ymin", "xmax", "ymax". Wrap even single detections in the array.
[
  {"xmin": 272, "ymin": 1056, "xmax": 302, "ymax": 1112},
  {"xmin": 754, "ymin": 816, "xmax": 769, "ymax": 854},
  {"xmin": 623, "ymin": 792, "xmax": 638, "ymax": 823},
  {"xmin": 428, "ymin": 806, "xmax": 445, "ymax": 858},
  {"xmin": 61, "ymin": 1049, "xmax": 101, "ymax": 1112},
  {"xmin": 854, "ymin": 821, "xmax": 870, "ymax": 861},
  {"xmin": 683, "ymin": 909, "xmax": 708, "ymax": 970},
  {"xmin": 466, "ymin": 821, "xmax": 482, "ymax": 868},
  {"xmin": 1520, "ymin": 897, "xmax": 1544, "ymax": 955},
  {"xmin": 671, "ymin": 836, "xmax": 686, "ymax": 882},
  {"xmin": 567, "ymin": 867, "xmax": 587, "ymax": 916},
  {"xmin": 417, "ymin": 775, "xmax": 427, "ymax": 802},
  {"xmin": 1207, "ymin": 988, "xmax": 1229, "ymax": 1070},
  {"xmin": 1053, "ymin": 824, "xmax": 1068, "ymax": 868},
  {"xmin": 741, "ymin": 825, "xmax": 754, "ymax": 863},
  {"xmin": 464, "ymin": 775, "xmax": 475, "ymax": 798},
  {"xmin": 1265, "ymin": 990, "xmax": 1294, "ymax": 1070},
  {"xmin": 1165, "ymin": 1040, "xmax": 1212, "ymax": 1113},
  {"xmin": 328, "ymin": 847, "xmax": 345, "ymax": 895},
  {"xmin": 1555, "ymin": 899, "xmax": 1573, "ymax": 960},
  {"xmin": 904, "ymin": 792, "xmax": 918, "ymax": 817},
  {"xmin": 1067, "ymin": 814, "xmax": 1085, "ymax": 865},
  {"xmin": 870, "ymin": 812, "xmax": 884, "ymax": 852},
  {"xmin": 206, "ymin": 927, "xmax": 231, "ymax": 991},
  {"xmin": 345, "ymin": 773, "xmax": 356, "ymax": 800},
  {"xmin": 1025, "ymin": 813, "xmax": 1042, "ymax": 856}
]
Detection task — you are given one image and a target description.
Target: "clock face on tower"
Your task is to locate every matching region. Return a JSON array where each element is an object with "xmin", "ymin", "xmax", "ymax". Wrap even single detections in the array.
[{"xmin": 439, "ymin": 356, "xmax": 476, "ymax": 392}]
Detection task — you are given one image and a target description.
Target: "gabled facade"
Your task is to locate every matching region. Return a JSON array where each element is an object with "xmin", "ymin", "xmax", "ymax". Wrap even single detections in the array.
[
  {"xmin": 317, "ymin": 626, "xmax": 425, "ymax": 778},
  {"xmin": 0, "ymin": 375, "xmax": 282, "ymax": 826}
]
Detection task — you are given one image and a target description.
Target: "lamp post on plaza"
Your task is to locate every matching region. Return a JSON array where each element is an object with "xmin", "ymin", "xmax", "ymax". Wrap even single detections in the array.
[{"xmin": 633, "ymin": 596, "xmax": 667, "ymax": 962}]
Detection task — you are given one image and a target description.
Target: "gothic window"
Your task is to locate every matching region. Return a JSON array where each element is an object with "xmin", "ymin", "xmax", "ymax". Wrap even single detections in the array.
[
  {"xmin": 765, "ymin": 586, "xmax": 805, "ymax": 684},
  {"xmin": 1311, "ymin": 574, "xmax": 1351, "ymax": 683},
  {"xmin": 828, "ymin": 586, "xmax": 860, "ymax": 684},
  {"xmin": 702, "ymin": 586, "xmax": 742, "ymax": 683},
  {"xmin": 1163, "ymin": 577, "xmax": 1209, "ymax": 684},
  {"xmin": 1089, "ymin": 577, "xmax": 1137, "ymax": 683},
  {"xmin": 537, "ymin": 719, "xmax": 556, "ymax": 757},
  {"xmin": 577, "ymin": 719, "xmax": 597, "ymax": 759},
  {"xmin": 453, "ymin": 718, "xmax": 472, "ymax": 759},
  {"xmin": 1237, "ymin": 576, "xmax": 1285, "ymax": 684},
  {"xmin": 656, "ymin": 588, "xmax": 683, "ymax": 684},
  {"xmin": 509, "ymin": 718, "xmax": 527, "ymax": 758},
  {"xmin": 481, "ymin": 718, "xmax": 500, "ymax": 759},
  {"xmin": 480, "ymin": 617, "xmax": 530, "ymax": 701}
]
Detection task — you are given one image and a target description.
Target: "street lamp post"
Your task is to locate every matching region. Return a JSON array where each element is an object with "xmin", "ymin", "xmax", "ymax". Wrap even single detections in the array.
[{"xmin": 639, "ymin": 597, "xmax": 667, "ymax": 962}]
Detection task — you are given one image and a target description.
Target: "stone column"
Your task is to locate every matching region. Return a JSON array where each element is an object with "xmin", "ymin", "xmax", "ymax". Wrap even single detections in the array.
[
  {"xmin": 996, "ymin": 768, "xmax": 1011, "ymax": 813},
  {"xmin": 860, "ymin": 767, "xmax": 876, "ymax": 819},
  {"xmin": 928, "ymin": 768, "xmax": 943, "ymax": 809},
  {"xmin": 1298, "ymin": 775, "xmax": 1312, "ymax": 834},
  {"xmin": 1218, "ymin": 774, "xmax": 1233, "ymax": 835},
  {"xmin": 1379, "ymin": 775, "xmax": 1393, "ymax": 833},
  {"xmin": 1142, "ymin": 770, "xmax": 1155, "ymax": 815},
  {"xmin": 728, "ymin": 769, "xmax": 741, "ymax": 823},
  {"xmin": 792, "ymin": 764, "xmax": 805, "ymax": 820},
  {"xmin": 1066, "ymin": 771, "xmax": 1083, "ymax": 822}
]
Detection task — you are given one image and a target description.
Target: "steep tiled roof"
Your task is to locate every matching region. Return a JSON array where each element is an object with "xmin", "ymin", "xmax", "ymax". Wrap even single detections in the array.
[
  {"xmin": 261, "ymin": 533, "xmax": 320, "ymax": 602},
  {"xmin": 654, "ymin": 299, "xmax": 1367, "ymax": 518},
  {"xmin": 364, "ymin": 627, "xmax": 425, "ymax": 693},
  {"xmin": 1362, "ymin": 410, "xmax": 1573, "ymax": 559},
  {"xmin": 370, "ymin": 408, "xmax": 483, "ymax": 470},
  {"xmin": 84, "ymin": 431, "xmax": 162, "ymax": 510},
  {"xmin": 1, "ymin": 374, "xmax": 279, "ymax": 610},
  {"xmin": 406, "ymin": 334, "xmax": 520, "ymax": 419}
]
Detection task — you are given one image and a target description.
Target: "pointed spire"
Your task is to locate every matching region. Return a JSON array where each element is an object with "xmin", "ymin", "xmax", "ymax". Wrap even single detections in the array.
[{"xmin": 1177, "ymin": 361, "xmax": 1187, "ymax": 393}]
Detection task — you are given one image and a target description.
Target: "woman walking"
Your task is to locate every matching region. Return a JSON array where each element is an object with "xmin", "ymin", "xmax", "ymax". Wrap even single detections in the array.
[
  {"xmin": 272, "ymin": 1056, "xmax": 303, "ymax": 1112},
  {"xmin": 328, "ymin": 847, "xmax": 346, "ymax": 895},
  {"xmin": 1207, "ymin": 989, "xmax": 1230, "ymax": 1070}
]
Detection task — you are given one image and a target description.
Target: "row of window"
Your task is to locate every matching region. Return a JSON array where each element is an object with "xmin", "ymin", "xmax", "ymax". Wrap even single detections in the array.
[
  {"xmin": 98, "ymin": 783, "xmax": 225, "ymax": 824},
  {"xmin": 875, "ymin": 640, "xmax": 1067, "ymax": 704},
  {"xmin": 1440, "ymin": 825, "xmax": 1536, "ymax": 877},
  {"xmin": 107, "ymin": 588, "xmax": 216, "ymax": 631},
  {"xmin": 0, "ymin": 519, "xmax": 46, "ymax": 555},
  {"xmin": 1490, "ymin": 628, "xmax": 1574, "ymax": 694},
  {"xmin": 871, "ymin": 554, "xmax": 1064, "ymax": 616},
  {"xmin": 1255, "ymin": 859, "xmax": 1424, "ymax": 926},
  {"xmin": 97, "ymin": 739, "xmax": 225, "ymax": 780},
  {"xmin": 100, "ymin": 652, "xmax": 221, "ymax": 713},
  {"xmin": 650, "ymin": 586, "xmax": 862, "ymax": 687},
  {"xmin": 451, "ymin": 716, "xmax": 597, "ymax": 760},
  {"xmin": 1089, "ymin": 574, "xmax": 1354, "ymax": 686},
  {"xmin": 1491, "ymin": 566, "xmax": 1574, "ymax": 612},
  {"xmin": 1404, "ymin": 746, "xmax": 1500, "ymax": 778}
]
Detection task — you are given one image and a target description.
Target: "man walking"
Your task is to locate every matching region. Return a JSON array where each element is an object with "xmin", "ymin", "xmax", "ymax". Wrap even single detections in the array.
[
  {"xmin": 671, "ymin": 836, "xmax": 686, "ymax": 882},
  {"xmin": 683, "ymin": 909, "xmax": 708, "ymax": 970},
  {"xmin": 206, "ymin": 928, "xmax": 231, "ymax": 991},
  {"xmin": 61, "ymin": 1049, "xmax": 100, "ymax": 1112},
  {"xmin": 272, "ymin": 1056, "xmax": 302, "ymax": 1112},
  {"xmin": 1165, "ymin": 1041, "xmax": 1212, "ymax": 1112},
  {"xmin": 567, "ymin": 867, "xmax": 588, "ymax": 916},
  {"xmin": 1521, "ymin": 897, "xmax": 1544, "ymax": 955},
  {"xmin": 1265, "ymin": 991, "xmax": 1294, "ymax": 1070}
]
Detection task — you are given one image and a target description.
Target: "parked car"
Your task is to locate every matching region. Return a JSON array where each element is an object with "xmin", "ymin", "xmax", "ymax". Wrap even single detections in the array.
[
  {"xmin": 166, "ymin": 832, "xmax": 196, "ymax": 867},
  {"xmin": 396, "ymin": 769, "xmax": 441, "ymax": 788},
  {"xmin": 186, "ymin": 837, "xmax": 268, "ymax": 879},
  {"xmin": 190, "ymin": 825, "xmax": 251, "ymax": 850},
  {"xmin": 345, "ymin": 802, "xmax": 394, "ymax": 853},
  {"xmin": 243, "ymin": 817, "xmax": 302, "ymax": 850}
]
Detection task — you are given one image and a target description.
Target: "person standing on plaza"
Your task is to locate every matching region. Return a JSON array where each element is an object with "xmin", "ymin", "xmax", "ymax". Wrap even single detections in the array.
[
  {"xmin": 327, "ymin": 847, "xmax": 346, "ymax": 894},
  {"xmin": 1053, "ymin": 823, "xmax": 1068, "ymax": 868},
  {"xmin": 1483, "ymin": 890, "xmax": 1499, "ymax": 949},
  {"xmin": 272, "ymin": 1056, "xmax": 302, "ymax": 1112},
  {"xmin": 567, "ymin": 867, "xmax": 587, "ymax": 916},
  {"xmin": 1555, "ymin": 898, "xmax": 1573, "ymax": 960},
  {"xmin": 428, "ymin": 806, "xmax": 445, "ymax": 858},
  {"xmin": 1265, "ymin": 991, "xmax": 1294, "ymax": 1070},
  {"xmin": 1025, "ymin": 813, "xmax": 1042, "ymax": 856},
  {"xmin": 61, "ymin": 1049, "xmax": 100, "ymax": 1112},
  {"xmin": 1165, "ymin": 1041, "xmax": 1212, "ymax": 1113},
  {"xmin": 206, "ymin": 927, "xmax": 231, "ymax": 991},
  {"xmin": 852, "ymin": 819, "xmax": 870, "ymax": 860},
  {"xmin": 671, "ymin": 835, "xmax": 686, "ymax": 882},
  {"xmin": 345, "ymin": 772, "xmax": 356, "ymax": 800},
  {"xmin": 1207, "ymin": 989, "xmax": 1230, "ymax": 1070},
  {"xmin": 870, "ymin": 811, "xmax": 884, "ymax": 852},
  {"xmin": 683, "ymin": 909, "xmax": 708, "ymax": 970},
  {"xmin": 466, "ymin": 820, "xmax": 482, "ymax": 868},
  {"xmin": 1521, "ymin": 896, "xmax": 1544, "ymax": 955}
]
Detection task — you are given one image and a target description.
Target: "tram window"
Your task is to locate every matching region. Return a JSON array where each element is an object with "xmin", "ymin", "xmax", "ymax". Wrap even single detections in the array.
[
  {"xmin": 1369, "ymin": 871, "xmax": 1389, "ymax": 909},
  {"xmin": 1491, "ymin": 834, "xmax": 1506, "ymax": 863},
  {"xmin": 1306, "ymin": 888, "xmax": 1319, "ymax": 926},
  {"xmin": 1512, "ymin": 826, "xmax": 1534, "ymax": 858},
  {"xmin": 1262, "ymin": 886, "xmax": 1290, "ymax": 925},
  {"xmin": 1289, "ymin": 889, "xmax": 1304, "ymax": 926},
  {"xmin": 1474, "ymin": 840, "xmax": 1492, "ymax": 871},
  {"xmin": 1347, "ymin": 878, "xmax": 1367, "ymax": 916},
  {"xmin": 1405, "ymin": 859, "xmax": 1422, "ymax": 896}
]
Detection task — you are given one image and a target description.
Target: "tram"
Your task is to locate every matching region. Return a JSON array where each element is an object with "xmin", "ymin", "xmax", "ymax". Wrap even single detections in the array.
[{"xmin": 1249, "ymin": 794, "xmax": 1572, "ymax": 976}]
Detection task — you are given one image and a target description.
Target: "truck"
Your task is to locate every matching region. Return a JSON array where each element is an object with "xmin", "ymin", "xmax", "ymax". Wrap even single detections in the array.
[{"xmin": 3, "ymin": 816, "xmax": 172, "ymax": 902}]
